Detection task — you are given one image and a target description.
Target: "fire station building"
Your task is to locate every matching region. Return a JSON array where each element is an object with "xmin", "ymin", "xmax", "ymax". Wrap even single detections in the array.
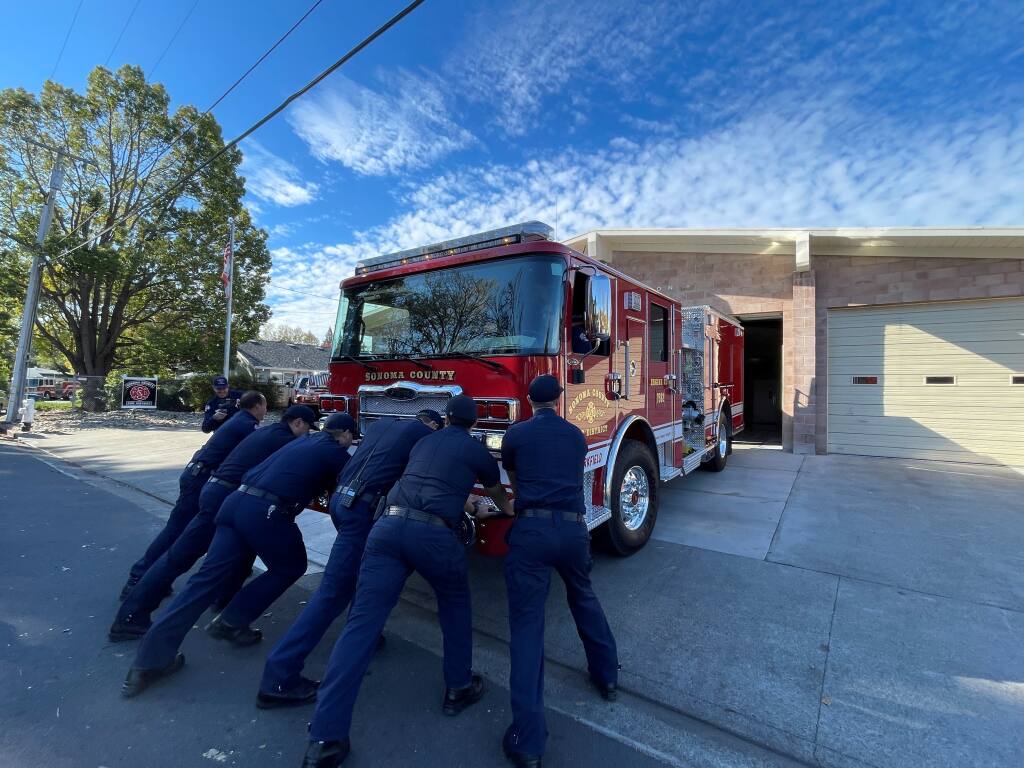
[{"xmin": 565, "ymin": 228, "xmax": 1024, "ymax": 467}]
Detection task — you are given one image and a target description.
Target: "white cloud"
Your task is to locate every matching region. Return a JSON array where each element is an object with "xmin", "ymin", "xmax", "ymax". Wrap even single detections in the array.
[
  {"xmin": 453, "ymin": 0, "xmax": 688, "ymax": 136},
  {"xmin": 267, "ymin": 103, "xmax": 1024, "ymax": 327},
  {"xmin": 288, "ymin": 71, "xmax": 475, "ymax": 176},
  {"xmin": 240, "ymin": 140, "xmax": 319, "ymax": 207}
]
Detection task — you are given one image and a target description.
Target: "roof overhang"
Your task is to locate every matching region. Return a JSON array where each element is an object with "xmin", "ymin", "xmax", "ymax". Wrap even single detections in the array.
[{"xmin": 563, "ymin": 227, "xmax": 1024, "ymax": 273}]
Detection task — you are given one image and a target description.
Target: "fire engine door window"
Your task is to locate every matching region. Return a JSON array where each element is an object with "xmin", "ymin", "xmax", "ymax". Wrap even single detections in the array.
[
  {"xmin": 335, "ymin": 255, "xmax": 565, "ymax": 358},
  {"xmin": 650, "ymin": 303, "xmax": 668, "ymax": 362}
]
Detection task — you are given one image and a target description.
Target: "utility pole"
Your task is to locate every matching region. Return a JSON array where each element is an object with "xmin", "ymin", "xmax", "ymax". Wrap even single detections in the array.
[
  {"xmin": 222, "ymin": 217, "xmax": 235, "ymax": 378},
  {"xmin": 2, "ymin": 149, "xmax": 66, "ymax": 433}
]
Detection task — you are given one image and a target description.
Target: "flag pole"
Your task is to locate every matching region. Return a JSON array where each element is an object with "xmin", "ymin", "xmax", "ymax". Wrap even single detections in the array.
[{"xmin": 222, "ymin": 218, "xmax": 235, "ymax": 378}]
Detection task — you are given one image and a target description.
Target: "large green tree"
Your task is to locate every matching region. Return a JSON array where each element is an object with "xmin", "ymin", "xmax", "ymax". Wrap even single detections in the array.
[{"xmin": 0, "ymin": 65, "xmax": 270, "ymax": 406}]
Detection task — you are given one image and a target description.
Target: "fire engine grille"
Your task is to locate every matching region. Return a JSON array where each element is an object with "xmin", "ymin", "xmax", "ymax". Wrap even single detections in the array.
[{"xmin": 358, "ymin": 382, "xmax": 460, "ymax": 425}]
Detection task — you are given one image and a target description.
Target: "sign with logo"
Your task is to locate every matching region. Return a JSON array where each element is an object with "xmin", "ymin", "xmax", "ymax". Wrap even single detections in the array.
[
  {"xmin": 121, "ymin": 376, "xmax": 158, "ymax": 410},
  {"xmin": 567, "ymin": 387, "xmax": 611, "ymax": 438}
]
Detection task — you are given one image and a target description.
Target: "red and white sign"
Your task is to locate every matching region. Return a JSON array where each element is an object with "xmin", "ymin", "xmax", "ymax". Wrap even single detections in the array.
[{"xmin": 121, "ymin": 376, "xmax": 158, "ymax": 410}]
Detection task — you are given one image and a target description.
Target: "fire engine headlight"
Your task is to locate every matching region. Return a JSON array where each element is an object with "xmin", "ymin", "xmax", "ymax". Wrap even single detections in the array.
[{"xmin": 484, "ymin": 433, "xmax": 503, "ymax": 451}]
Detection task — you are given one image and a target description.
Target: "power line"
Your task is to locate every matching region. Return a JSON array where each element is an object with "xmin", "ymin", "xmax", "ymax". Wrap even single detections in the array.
[
  {"xmin": 103, "ymin": 0, "xmax": 142, "ymax": 67},
  {"xmin": 55, "ymin": 0, "xmax": 327, "ymax": 248},
  {"xmin": 50, "ymin": 0, "xmax": 85, "ymax": 80},
  {"xmin": 269, "ymin": 284, "xmax": 338, "ymax": 301},
  {"xmin": 55, "ymin": 0, "xmax": 427, "ymax": 264},
  {"xmin": 149, "ymin": 0, "xmax": 201, "ymax": 76}
]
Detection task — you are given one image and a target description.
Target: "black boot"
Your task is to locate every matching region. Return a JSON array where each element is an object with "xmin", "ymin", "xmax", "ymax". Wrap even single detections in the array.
[
  {"xmin": 442, "ymin": 673, "xmax": 485, "ymax": 716},
  {"xmin": 503, "ymin": 726, "xmax": 542, "ymax": 767},
  {"xmin": 589, "ymin": 675, "xmax": 618, "ymax": 701},
  {"xmin": 108, "ymin": 613, "xmax": 151, "ymax": 642},
  {"xmin": 256, "ymin": 676, "xmax": 320, "ymax": 709},
  {"xmin": 205, "ymin": 615, "xmax": 262, "ymax": 646},
  {"xmin": 121, "ymin": 653, "xmax": 185, "ymax": 698},
  {"xmin": 301, "ymin": 738, "xmax": 350, "ymax": 767},
  {"xmin": 118, "ymin": 576, "xmax": 139, "ymax": 601}
]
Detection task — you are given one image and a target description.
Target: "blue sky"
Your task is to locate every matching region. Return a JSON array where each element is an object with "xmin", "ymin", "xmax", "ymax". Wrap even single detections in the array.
[{"xmin": 3, "ymin": 0, "xmax": 1023, "ymax": 334}]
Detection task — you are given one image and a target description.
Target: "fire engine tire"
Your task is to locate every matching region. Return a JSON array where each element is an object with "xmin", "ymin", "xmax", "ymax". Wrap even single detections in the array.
[
  {"xmin": 43, "ymin": 391, "xmax": 53, "ymax": 400},
  {"xmin": 702, "ymin": 412, "xmax": 730, "ymax": 472},
  {"xmin": 601, "ymin": 439, "xmax": 659, "ymax": 556}
]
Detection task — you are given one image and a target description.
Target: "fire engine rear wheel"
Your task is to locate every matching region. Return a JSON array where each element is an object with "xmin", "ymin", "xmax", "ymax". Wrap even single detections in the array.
[
  {"xmin": 702, "ymin": 411, "xmax": 730, "ymax": 472},
  {"xmin": 602, "ymin": 439, "xmax": 658, "ymax": 556}
]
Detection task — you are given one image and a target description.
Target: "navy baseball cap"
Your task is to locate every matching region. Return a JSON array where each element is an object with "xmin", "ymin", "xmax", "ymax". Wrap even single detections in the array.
[
  {"xmin": 283, "ymin": 404, "xmax": 320, "ymax": 430},
  {"xmin": 212, "ymin": 375, "xmax": 229, "ymax": 387},
  {"xmin": 528, "ymin": 374, "xmax": 563, "ymax": 403},
  {"xmin": 445, "ymin": 395, "xmax": 478, "ymax": 424},
  {"xmin": 416, "ymin": 408, "xmax": 444, "ymax": 426},
  {"xmin": 323, "ymin": 412, "xmax": 357, "ymax": 435}
]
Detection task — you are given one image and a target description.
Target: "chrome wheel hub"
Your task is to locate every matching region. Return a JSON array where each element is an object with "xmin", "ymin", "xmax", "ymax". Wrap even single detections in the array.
[
  {"xmin": 619, "ymin": 466, "xmax": 650, "ymax": 531},
  {"xmin": 719, "ymin": 425, "xmax": 728, "ymax": 457}
]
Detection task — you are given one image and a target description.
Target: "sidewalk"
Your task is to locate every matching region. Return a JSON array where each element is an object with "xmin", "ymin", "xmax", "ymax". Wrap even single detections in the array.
[{"xmin": 11, "ymin": 423, "xmax": 1024, "ymax": 767}]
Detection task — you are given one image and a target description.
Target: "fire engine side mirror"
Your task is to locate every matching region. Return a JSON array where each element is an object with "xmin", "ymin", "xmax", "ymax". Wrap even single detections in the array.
[{"xmin": 585, "ymin": 275, "xmax": 612, "ymax": 343}]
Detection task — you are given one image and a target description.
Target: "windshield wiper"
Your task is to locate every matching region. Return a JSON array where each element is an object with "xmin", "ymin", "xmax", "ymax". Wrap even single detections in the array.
[
  {"xmin": 432, "ymin": 351, "xmax": 505, "ymax": 371},
  {"xmin": 335, "ymin": 354, "xmax": 378, "ymax": 371},
  {"xmin": 395, "ymin": 356, "xmax": 434, "ymax": 370}
]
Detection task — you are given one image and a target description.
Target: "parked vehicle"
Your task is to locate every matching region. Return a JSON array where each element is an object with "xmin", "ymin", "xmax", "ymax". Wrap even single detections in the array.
[
  {"xmin": 25, "ymin": 375, "xmax": 78, "ymax": 400},
  {"xmin": 286, "ymin": 372, "xmax": 329, "ymax": 415},
  {"xmin": 319, "ymin": 222, "xmax": 744, "ymax": 556}
]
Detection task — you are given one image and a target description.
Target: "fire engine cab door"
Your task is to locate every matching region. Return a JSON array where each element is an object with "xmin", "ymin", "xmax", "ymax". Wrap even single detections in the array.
[{"xmin": 646, "ymin": 300, "xmax": 675, "ymax": 472}]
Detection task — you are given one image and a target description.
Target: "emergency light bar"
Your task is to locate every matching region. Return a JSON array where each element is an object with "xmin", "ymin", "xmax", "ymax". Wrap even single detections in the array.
[{"xmin": 353, "ymin": 221, "xmax": 553, "ymax": 276}]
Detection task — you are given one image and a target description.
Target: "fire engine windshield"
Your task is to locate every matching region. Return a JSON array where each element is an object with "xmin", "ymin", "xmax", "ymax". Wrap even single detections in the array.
[{"xmin": 333, "ymin": 254, "xmax": 565, "ymax": 359}]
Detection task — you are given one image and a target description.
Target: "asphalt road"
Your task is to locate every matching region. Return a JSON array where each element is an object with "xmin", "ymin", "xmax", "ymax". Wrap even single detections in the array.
[{"xmin": 0, "ymin": 444, "xmax": 667, "ymax": 768}]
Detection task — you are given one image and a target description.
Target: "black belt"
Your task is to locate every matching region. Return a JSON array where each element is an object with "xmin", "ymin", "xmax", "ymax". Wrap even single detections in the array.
[
  {"xmin": 238, "ymin": 484, "xmax": 287, "ymax": 508},
  {"xmin": 384, "ymin": 506, "xmax": 451, "ymax": 530},
  {"xmin": 208, "ymin": 477, "xmax": 238, "ymax": 490},
  {"xmin": 185, "ymin": 461, "xmax": 211, "ymax": 476},
  {"xmin": 519, "ymin": 507, "xmax": 586, "ymax": 524}
]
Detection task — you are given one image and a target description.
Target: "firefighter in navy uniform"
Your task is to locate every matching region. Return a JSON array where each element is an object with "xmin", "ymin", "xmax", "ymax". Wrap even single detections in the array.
[
  {"xmin": 202, "ymin": 375, "xmax": 244, "ymax": 433},
  {"xmin": 300, "ymin": 395, "xmax": 513, "ymax": 768},
  {"xmin": 118, "ymin": 390, "xmax": 267, "ymax": 601},
  {"xmin": 493, "ymin": 374, "xmax": 619, "ymax": 768},
  {"xmin": 257, "ymin": 408, "xmax": 443, "ymax": 708},
  {"xmin": 109, "ymin": 405, "xmax": 320, "ymax": 641},
  {"xmin": 121, "ymin": 413, "xmax": 357, "ymax": 698}
]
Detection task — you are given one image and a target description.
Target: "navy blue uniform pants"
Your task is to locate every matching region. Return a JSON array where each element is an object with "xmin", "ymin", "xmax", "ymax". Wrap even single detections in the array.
[
  {"xmin": 503, "ymin": 514, "xmax": 618, "ymax": 756},
  {"xmin": 133, "ymin": 493, "xmax": 307, "ymax": 670},
  {"xmin": 129, "ymin": 468, "xmax": 209, "ymax": 581},
  {"xmin": 309, "ymin": 516, "xmax": 472, "ymax": 741},
  {"xmin": 117, "ymin": 481, "xmax": 249, "ymax": 624},
  {"xmin": 261, "ymin": 499, "xmax": 376, "ymax": 691}
]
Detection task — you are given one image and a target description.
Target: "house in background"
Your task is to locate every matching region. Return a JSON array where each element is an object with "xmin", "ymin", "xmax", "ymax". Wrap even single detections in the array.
[{"xmin": 236, "ymin": 340, "xmax": 330, "ymax": 388}]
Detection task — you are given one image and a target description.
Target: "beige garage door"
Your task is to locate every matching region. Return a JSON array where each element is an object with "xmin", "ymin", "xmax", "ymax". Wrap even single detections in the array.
[{"xmin": 827, "ymin": 297, "xmax": 1024, "ymax": 467}]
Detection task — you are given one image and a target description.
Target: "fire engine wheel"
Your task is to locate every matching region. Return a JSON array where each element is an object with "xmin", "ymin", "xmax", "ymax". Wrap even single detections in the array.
[
  {"xmin": 702, "ymin": 412, "xmax": 730, "ymax": 472},
  {"xmin": 43, "ymin": 391, "xmax": 54, "ymax": 400},
  {"xmin": 602, "ymin": 439, "xmax": 658, "ymax": 556}
]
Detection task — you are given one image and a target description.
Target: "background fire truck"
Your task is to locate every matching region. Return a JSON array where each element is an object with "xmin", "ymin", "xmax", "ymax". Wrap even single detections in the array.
[{"xmin": 319, "ymin": 222, "xmax": 744, "ymax": 555}]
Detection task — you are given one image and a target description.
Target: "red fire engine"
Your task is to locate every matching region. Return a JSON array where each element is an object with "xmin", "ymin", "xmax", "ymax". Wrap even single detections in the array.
[{"xmin": 319, "ymin": 222, "xmax": 744, "ymax": 555}]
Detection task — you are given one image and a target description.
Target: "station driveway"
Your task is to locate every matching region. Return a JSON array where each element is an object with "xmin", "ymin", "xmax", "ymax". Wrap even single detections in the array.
[{"xmin": 12, "ymin": 425, "xmax": 1024, "ymax": 767}]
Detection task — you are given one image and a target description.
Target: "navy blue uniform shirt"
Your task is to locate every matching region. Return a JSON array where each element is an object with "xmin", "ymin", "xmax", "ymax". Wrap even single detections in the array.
[
  {"xmin": 213, "ymin": 421, "xmax": 299, "ymax": 486},
  {"xmin": 339, "ymin": 418, "xmax": 434, "ymax": 495},
  {"xmin": 202, "ymin": 389, "xmax": 244, "ymax": 433},
  {"xmin": 192, "ymin": 410, "xmax": 259, "ymax": 469},
  {"xmin": 386, "ymin": 425, "xmax": 500, "ymax": 523},
  {"xmin": 501, "ymin": 408, "xmax": 586, "ymax": 516},
  {"xmin": 242, "ymin": 431, "xmax": 351, "ymax": 509}
]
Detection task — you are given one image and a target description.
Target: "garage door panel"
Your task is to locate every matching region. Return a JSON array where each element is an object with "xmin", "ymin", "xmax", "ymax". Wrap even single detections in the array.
[
  {"xmin": 826, "ymin": 320, "xmax": 1024, "ymax": 344},
  {"xmin": 829, "ymin": 402, "xmax": 1024, "ymax": 416},
  {"xmin": 825, "ymin": 442, "xmax": 1018, "ymax": 464},
  {"xmin": 827, "ymin": 300, "xmax": 1024, "ymax": 328},
  {"xmin": 828, "ymin": 416, "xmax": 1024, "ymax": 437},
  {"xmin": 827, "ymin": 298, "xmax": 1024, "ymax": 467}
]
